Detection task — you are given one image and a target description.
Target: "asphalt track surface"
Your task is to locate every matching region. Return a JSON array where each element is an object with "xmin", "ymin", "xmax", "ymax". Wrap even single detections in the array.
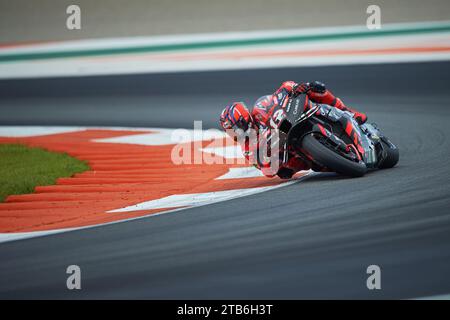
[{"xmin": 0, "ymin": 62, "xmax": 450, "ymax": 299}]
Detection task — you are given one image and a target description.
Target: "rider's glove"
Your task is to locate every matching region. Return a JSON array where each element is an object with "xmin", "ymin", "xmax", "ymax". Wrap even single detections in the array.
[
  {"xmin": 292, "ymin": 82, "xmax": 311, "ymax": 96},
  {"xmin": 309, "ymin": 81, "xmax": 327, "ymax": 94}
]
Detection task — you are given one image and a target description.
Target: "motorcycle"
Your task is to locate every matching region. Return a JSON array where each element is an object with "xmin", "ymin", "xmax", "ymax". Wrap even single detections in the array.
[{"xmin": 270, "ymin": 95, "xmax": 399, "ymax": 177}]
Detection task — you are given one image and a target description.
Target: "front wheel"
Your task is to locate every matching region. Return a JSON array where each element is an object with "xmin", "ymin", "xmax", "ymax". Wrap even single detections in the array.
[{"xmin": 301, "ymin": 133, "xmax": 367, "ymax": 177}]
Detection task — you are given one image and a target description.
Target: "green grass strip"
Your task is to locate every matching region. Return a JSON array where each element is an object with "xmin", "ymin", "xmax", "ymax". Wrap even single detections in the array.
[
  {"xmin": 0, "ymin": 144, "xmax": 89, "ymax": 202},
  {"xmin": 1, "ymin": 24, "xmax": 450, "ymax": 63}
]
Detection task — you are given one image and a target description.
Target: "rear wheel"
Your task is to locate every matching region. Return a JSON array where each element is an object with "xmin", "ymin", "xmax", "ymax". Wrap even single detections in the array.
[
  {"xmin": 302, "ymin": 133, "xmax": 367, "ymax": 177},
  {"xmin": 378, "ymin": 140, "xmax": 399, "ymax": 169}
]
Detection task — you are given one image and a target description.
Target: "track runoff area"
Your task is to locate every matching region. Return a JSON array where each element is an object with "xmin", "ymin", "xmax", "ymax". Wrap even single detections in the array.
[{"xmin": 0, "ymin": 126, "xmax": 308, "ymax": 242}]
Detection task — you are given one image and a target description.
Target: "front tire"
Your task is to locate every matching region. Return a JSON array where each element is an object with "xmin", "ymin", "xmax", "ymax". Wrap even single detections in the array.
[{"xmin": 302, "ymin": 133, "xmax": 367, "ymax": 177}]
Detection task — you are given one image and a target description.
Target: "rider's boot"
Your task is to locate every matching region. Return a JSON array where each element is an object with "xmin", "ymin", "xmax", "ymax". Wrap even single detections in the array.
[
  {"xmin": 333, "ymin": 98, "xmax": 367, "ymax": 125},
  {"xmin": 309, "ymin": 89, "xmax": 367, "ymax": 125},
  {"xmin": 342, "ymin": 105, "xmax": 367, "ymax": 125}
]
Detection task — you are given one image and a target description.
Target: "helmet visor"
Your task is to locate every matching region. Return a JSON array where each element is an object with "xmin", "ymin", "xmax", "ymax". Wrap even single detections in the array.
[{"xmin": 232, "ymin": 116, "xmax": 250, "ymax": 132}]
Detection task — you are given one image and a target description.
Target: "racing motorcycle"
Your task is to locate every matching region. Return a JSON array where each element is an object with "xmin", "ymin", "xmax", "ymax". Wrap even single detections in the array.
[{"xmin": 271, "ymin": 95, "xmax": 399, "ymax": 177}]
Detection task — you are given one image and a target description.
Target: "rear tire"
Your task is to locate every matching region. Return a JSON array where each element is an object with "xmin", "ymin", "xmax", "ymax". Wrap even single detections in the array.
[
  {"xmin": 302, "ymin": 133, "xmax": 367, "ymax": 177},
  {"xmin": 378, "ymin": 141, "xmax": 399, "ymax": 169}
]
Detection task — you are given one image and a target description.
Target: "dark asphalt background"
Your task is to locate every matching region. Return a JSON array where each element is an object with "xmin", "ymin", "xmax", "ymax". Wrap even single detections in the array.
[{"xmin": 0, "ymin": 62, "xmax": 450, "ymax": 299}]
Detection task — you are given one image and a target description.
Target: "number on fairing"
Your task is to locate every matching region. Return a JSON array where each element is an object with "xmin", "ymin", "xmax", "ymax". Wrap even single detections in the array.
[{"xmin": 271, "ymin": 109, "xmax": 285, "ymax": 128}]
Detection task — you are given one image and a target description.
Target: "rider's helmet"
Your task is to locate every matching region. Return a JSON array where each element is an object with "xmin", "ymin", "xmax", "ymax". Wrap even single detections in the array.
[{"xmin": 219, "ymin": 102, "xmax": 253, "ymax": 132}]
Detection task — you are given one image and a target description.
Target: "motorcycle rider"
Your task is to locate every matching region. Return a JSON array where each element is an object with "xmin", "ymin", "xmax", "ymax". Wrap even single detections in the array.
[{"xmin": 219, "ymin": 80, "xmax": 367, "ymax": 179}]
